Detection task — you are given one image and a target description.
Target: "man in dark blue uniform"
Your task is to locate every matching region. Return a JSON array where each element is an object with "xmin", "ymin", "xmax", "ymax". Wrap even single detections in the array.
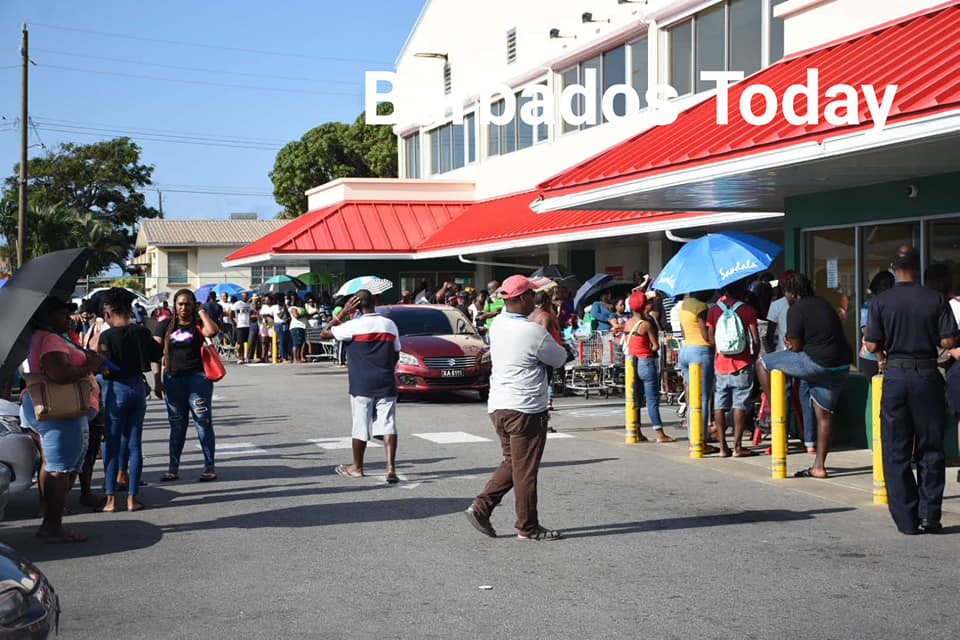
[{"xmin": 865, "ymin": 246, "xmax": 958, "ymax": 534}]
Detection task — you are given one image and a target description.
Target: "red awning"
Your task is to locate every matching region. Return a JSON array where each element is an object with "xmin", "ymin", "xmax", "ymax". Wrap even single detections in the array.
[
  {"xmin": 537, "ymin": 2, "xmax": 960, "ymax": 200},
  {"xmin": 223, "ymin": 200, "xmax": 469, "ymax": 264}
]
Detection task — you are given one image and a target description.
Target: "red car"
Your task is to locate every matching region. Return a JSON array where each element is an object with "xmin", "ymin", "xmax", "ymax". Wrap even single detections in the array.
[{"xmin": 376, "ymin": 304, "xmax": 491, "ymax": 400}]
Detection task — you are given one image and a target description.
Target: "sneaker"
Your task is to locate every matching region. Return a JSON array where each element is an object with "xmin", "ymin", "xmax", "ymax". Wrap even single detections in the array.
[
  {"xmin": 517, "ymin": 525, "xmax": 562, "ymax": 541},
  {"xmin": 464, "ymin": 506, "xmax": 497, "ymax": 538}
]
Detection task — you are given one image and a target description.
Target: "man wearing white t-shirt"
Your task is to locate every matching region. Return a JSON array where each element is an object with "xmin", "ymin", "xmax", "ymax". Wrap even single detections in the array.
[
  {"xmin": 219, "ymin": 292, "xmax": 234, "ymax": 345},
  {"xmin": 231, "ymin": 292, "xmax": 252, "ymax": 364}
]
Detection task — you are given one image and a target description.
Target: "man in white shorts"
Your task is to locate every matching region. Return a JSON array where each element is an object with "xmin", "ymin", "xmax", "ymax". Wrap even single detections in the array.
[{"xmin": 320, "ymin": 289, "xmax": 401, "ymax": 482}]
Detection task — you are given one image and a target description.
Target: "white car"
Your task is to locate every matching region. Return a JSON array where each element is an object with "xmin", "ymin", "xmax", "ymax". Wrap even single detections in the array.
[{"xmin": 0, "ymin": 399, "xmax": 40, "ymax": 520}]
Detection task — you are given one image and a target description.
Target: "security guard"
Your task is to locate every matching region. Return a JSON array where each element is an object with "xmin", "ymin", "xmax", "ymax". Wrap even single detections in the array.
[{"xmin": 865, "ymin": 246, "xmax": 958, "ymax": 534}]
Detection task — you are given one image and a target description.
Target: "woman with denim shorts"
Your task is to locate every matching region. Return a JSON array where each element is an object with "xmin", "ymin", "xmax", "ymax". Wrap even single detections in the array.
[
  {"xmin": 152, "ymin": 289, "xmax": 220, "ymax": 482},
  {"xmin": 21, "ymin": 297, "xmax": 104, "ymax": 542},
  {"xmin": 622, "ymin": 290, "xmax": 674, "ymax": 443}
]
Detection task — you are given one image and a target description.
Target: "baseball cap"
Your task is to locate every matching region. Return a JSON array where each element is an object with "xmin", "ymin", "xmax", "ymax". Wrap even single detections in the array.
[{"xmin": 497, "ymin": 275, "xmax": 536, "ymax": 299}]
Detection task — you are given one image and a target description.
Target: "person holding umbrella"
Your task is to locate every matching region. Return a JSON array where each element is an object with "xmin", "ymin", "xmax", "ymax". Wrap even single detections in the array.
[{"xmin": 21, "ymin": 297, "xmax": 105, "ymax": 542}]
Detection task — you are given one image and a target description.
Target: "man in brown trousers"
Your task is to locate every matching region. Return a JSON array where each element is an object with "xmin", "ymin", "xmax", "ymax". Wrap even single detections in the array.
[{"xmin": 464, "ymin": 275, "xmax": 568, "ymax": 540}]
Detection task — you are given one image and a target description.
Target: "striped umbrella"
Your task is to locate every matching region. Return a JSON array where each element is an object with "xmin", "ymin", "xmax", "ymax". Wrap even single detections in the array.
[{"xmin": 334, "ymin": 276, "xmax": 393, "ymax": 297}]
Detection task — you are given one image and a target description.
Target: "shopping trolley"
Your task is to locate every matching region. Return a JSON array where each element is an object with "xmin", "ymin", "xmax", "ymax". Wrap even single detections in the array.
[
  {"xmin": 564, "ymin": 330, "xmax": 622, "ymax": 398},
  {"xmin": 659, "ymin": 332, "xmax": 685, "ymax": 407}
]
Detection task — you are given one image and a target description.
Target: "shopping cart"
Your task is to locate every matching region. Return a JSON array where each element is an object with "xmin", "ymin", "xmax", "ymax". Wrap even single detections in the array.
[
  {"xmin": 659, "ymin": 332, "xmax": 685, "ymax": 407},
  {"xmin": 564, "ymin": 330, "xmax": 622, "ymax": 398}
]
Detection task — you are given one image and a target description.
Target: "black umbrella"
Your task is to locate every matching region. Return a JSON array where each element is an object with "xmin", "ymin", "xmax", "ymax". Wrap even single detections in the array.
[
  {"xmin": 531, "ymin": 264, "xmax": 573, "ymax": 281},
  {"xmin": 0, "ymin": 248, "xmax": 90, "ymax": 384}
]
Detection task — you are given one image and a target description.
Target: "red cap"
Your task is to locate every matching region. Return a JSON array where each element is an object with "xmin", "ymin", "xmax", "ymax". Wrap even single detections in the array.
[{"xmin": 498, "ymin": 275, "xmax": 536, "ymax": 299}]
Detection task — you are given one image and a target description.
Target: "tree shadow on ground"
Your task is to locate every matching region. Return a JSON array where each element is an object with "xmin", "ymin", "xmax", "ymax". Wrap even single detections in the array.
[
  {"xmin": 162, "ymin": 497, "xmax": 471, "ymax": 533},
  {"xmin": 559, "ymin": 507, "xmax": 856, "ymax": 539}
]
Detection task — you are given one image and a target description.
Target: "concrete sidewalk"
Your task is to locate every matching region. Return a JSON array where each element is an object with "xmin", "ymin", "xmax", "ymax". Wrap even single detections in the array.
[{"xmin": 548, "ymin": 398, "xmax": 960, "ymax": 524}]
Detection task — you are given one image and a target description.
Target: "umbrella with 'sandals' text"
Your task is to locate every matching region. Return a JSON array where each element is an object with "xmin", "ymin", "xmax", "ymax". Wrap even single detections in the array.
[{"xmin": 652, "ymin": 231, "xmax": 782, "ymax": 296}]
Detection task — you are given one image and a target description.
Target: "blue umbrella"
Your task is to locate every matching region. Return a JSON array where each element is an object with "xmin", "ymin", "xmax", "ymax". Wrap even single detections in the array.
[
  {"xmin": 573, "ymin": 273, "xmax": 612, "ymax": 312},
  {"xmin": 653, "ymin": 231, "xmax": 782, "ymax": 296},
  {"xmin": 195, "ymin": 282, "xmax": 245, "ymax": 301}
]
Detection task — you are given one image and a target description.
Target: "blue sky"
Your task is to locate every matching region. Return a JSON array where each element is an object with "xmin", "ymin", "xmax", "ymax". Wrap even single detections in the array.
[{"xmin": 0, "ymin": 0, "xmax": 424, "ymax": 220}]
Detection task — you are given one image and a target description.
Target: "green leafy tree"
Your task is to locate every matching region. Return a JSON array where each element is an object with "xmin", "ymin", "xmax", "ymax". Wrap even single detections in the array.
[
  {"xmin": 270, "ymin": 104, "xmax": 397, "ymax": 218},
  {"xmin": 108, "ymin": 276, "xmax": 144, "ymax": 292},
  {"xmin": 1, "ymin": 137, "xmax": 159, "ymax": 273}
]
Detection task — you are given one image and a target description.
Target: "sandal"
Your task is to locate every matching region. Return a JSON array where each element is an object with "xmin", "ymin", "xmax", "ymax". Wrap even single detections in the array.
[
  {"xmin": 335, "ymin": 464, "xmax": 363, "ymax": 478},
  {"xmin": 794, "ymin": 467, "xmax": 828, "ymax": 478},
  {"xmin": 518, "ymin": 525, "xmax": 562, "ymax": 541},
  {"xmin": 160, "ymin": 471, "xmax": 180, "ymax": 482},
  {"xmin": 36, "ymin": 526, "xmax": 87, "ymax": 543},
  {"xmin": 386, "ymin": 472, "xmax": 399, "ymax": 484},
  {"xmin": 732, "ymin": 448, "xmax": 757, "ymax": 457}
]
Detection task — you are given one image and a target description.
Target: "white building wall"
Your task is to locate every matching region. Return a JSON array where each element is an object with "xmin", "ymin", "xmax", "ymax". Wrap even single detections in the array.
[
  {"xmin": 143, "ymin": 247, "xmax": 257, "ymax": 296},
  {"xmin": 775, "ymin": 0, "xmax": 944, "ymax": 56}
]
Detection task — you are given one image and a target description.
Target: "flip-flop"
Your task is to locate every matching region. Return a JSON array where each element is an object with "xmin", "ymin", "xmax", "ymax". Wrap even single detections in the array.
[
  {"xmin": 700, "ymin": 444, "xmax": 720, "ymax": 454},
  {"xmin": 335, "ymin": 464, "xmax": 363, "ymax": 478},
  {"xmin": 732, "ymin": 449, "xmax": 757, "ymax": 457},
  {"xmin": 159, "ymin": 471, "xmax": 180, "ymax": 482},
  {"xmin": 197, "ymin": 471, "xmax": 217, "ymax": 482},
  {"xmin": 36, "ymin": 527, "xmax": 87, "ymax": 543},
  {"xmin": 386, "ymin": 473, "xmax": 399, "ymax": 484},
  {"xmin": 794, "ymin": 467, "xmax": 828, "ymax": 478}
]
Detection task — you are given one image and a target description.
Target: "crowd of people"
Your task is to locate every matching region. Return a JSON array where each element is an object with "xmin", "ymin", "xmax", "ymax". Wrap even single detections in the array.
[{"xmin": 11, "ymin": 242, "xmax": 958, "ymax": 541}]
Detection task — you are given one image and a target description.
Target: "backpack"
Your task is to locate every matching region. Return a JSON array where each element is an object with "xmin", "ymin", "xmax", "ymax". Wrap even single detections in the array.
[{"xmin": 714, "ymin": 300, "xmax": 746, "ymax": 355}]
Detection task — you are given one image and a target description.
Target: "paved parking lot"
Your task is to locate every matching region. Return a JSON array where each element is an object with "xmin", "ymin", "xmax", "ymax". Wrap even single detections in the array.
[{"xmin": 2, "ymin": 363, "xmax": 958, "ymax": 639}]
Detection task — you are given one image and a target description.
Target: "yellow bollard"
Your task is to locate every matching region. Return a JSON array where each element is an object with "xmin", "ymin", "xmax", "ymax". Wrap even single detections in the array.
[
  {"xmin": 272, "ymin": 331, "xmax": 278, "ymax": 364},
  {"xmin": 770, "ymin": 369, "xmax": 787, "ymax": 479},
  {"xmin": 872, "ymin": 375, "xmax": 887, "ymax": 504},
  {"xmin": 625, "ymin": 357, "xmax": 638, "ymax": 443},
  {"xmin": 243, "ymin": 342, "xmax": 248, "ymax": 360},
  {"xmin": 689, "ymin": 362, "xmax": 703, "ymax": 458}
]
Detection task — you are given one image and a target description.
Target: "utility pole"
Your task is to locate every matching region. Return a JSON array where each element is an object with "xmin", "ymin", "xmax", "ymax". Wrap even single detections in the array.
[
  {"xmin": 17, "ymin": 22, "xmax": 28, "ymax": 269},
  {"xmin": 157, "ymin": 189, "xmax": 163, "ymax": 218}
]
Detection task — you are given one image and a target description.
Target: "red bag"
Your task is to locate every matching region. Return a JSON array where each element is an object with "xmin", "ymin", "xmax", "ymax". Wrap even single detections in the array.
[{"xmin": 201, "ymin": 341, "xmax": 226, "ymax": 382}]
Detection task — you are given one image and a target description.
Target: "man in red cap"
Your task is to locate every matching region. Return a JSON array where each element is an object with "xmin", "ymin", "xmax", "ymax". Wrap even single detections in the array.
[{"xmin": 465, "ymin": 275, "xmax": 568, "ymax": 541}]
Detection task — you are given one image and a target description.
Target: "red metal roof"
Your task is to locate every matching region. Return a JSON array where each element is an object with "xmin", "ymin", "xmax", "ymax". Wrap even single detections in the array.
[
  {"xmin": 538, "ymin": 2, "xmax": 960, "ymax": 196},
  {"xmin": 417, "ymin": 191, "xmax": 701, "ymax": 251},
  {"xmin": 224, "ymin": 200, "xmax": 469, "ymax": 261}
]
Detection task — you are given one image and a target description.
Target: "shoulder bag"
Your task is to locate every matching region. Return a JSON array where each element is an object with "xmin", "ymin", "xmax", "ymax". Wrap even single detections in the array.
[{"xmin": 24, "ymin": 331, "xmax": 91, "ymax": 421}]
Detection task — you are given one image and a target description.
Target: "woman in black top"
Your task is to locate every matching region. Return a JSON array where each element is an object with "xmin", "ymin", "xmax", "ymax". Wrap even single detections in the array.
[
  {"xmin": 96, "ymin": 288, "xmax": 163, "ymax": 512},
  {"xmin": 151, "ymin": 289, "xmax": 219, "ymax": 482}
]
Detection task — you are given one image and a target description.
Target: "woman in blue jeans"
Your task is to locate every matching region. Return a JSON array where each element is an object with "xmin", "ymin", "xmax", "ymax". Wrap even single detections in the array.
[
  {"xmin": 95, "ymin": 288, "xmax": 163, "ymax": 512},
  {"xmin": 623, "ymin": 290, "xmax": 674, "ymax": 443},
  {"xmin": 152, "ymin": 289, "xmax": 220, "ymax": 482}
]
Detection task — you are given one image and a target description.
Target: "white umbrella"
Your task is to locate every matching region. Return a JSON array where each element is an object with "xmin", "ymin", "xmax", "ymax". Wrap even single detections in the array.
[{"xmin": 335, "ymin": 276, "xmax": 393, "ymax": 297}]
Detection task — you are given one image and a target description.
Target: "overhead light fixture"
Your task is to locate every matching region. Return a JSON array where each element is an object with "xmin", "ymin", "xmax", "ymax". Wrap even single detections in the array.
[
  {"xmin": 617, "ymin": 0, "xmax": 647, "ymax": 4},
  {"xmin": 413, "ymin": 52, "xmax": 448, "ymax": 60},
  {"xmin": 582, "ymin": 12, "xmax": 610, "ymax": 23},
  {"xmin": 549, "ymin": 28, "xmax": 576, "ymax": 39}
]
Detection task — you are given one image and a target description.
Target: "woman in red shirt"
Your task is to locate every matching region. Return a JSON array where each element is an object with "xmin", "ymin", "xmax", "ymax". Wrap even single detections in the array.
[{"xmin": 622, "ymin": 291, "xmax": 674, "ymax": 443}]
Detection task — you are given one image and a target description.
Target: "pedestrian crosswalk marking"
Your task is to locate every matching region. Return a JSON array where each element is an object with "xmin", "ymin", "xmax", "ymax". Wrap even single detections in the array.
[
  {"xmin": 412, "ymin": 431, "xmax": 493, "ymax": 444},
  {"xmin": 546, "ymin": 432, "xmax": 576, "ymax": 439},
  {"xmin": 199, "ymin": 442, "xmax": 265, "ymax": 455},
  {"xmin": 309, "ymin": 437, "xmax": 381, "ymax": 450}
]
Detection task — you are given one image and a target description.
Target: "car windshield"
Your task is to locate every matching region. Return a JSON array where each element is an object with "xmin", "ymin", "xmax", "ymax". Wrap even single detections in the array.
[{"xmin": 382, "ymin": 308, "xmax": 476, "ymax": 336}]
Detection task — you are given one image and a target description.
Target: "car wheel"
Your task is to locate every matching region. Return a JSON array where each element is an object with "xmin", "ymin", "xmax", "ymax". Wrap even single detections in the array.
[{"xmin": 478, "ymin": 388, "xmax": 489, "ymax": 402}]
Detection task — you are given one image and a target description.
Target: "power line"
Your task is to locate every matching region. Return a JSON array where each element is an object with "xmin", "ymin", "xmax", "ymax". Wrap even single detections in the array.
[
  {"xmin": 29, "ymin": 22, "xmax": 392, "ymax": 65},
  {"xmin": 32, "ymin": 48, "xmax": 363, "ymax": 86},
  {"xmin": 34, "ymin": 117, "xmax": 288, "ymax": 146},
  {"xmin": 38, "ymin": 63, "xmax": 360, "ymax": 96},
  {"xmin": 152, "ymin": 188, "xmax": 275, "ymax": 197},
  {"xmin": 33, "ymin": 124, "xmax": 283, "ymax": 150},
  {"xmin": 27, "ymin": 116, "xmax": 46, "ymax": 150}
]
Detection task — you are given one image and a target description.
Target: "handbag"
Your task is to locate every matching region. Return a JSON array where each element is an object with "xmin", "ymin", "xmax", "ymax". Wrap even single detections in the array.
[
  {"xmin": 23, "ymin": 373, "xmax": 91, "ymax": 421},
  {"xmin": 201, "ymin": 339, "xmax": 226, "ymax": 382}
]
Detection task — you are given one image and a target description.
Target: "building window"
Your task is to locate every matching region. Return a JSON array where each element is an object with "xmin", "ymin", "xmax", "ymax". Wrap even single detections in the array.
[
  {"xmin": 769, "ymin": 0, "xmax": 785, "ymax": 62},
  {"xmin": 429, "ymin": 118, "xmax": 476, "ymax": 175},
  {"xmin": 580, "ymin": 54, "xmax": 602, "ymax": 129},
  {"xmin": 603, "ymin": 46, "xmax": 627, "ymax": 120},
  {"xmin": 487, "ymin": 86, "xmax": 549, "ymax": 158},
  {"xmin": 506, "ymin": 28, "xmax": 517, "ymax": 64},
  {"xmin": 251, "ymin": 265, "xmax": 286, "ymax": 288},
  {"xmin": 167, "ymin": 251, "xmax": 188, "ymax": 284},
  {"xmin": 403, "ymin": 133, "xmax": 420, "ymax": 179},
  {"xmin": 560, "ymin": 67, "xmax": 580, "ymax": 134},
  {"xmin": 667, "ymin": 0, "xmax": 766, "ymax": 96},
  {"xmin": 630, "ymin": 39, "xmax": 648, "ymax": 108},
  {"xmin": 443, "ymin": 62, "xmax": 452, "ymax": 95}
]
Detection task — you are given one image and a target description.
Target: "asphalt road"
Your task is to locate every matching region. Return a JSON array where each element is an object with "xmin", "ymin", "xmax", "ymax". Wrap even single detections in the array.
[{"xmin": 1, "ymin": 363, "xmax": 957, "ymax": 639}]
